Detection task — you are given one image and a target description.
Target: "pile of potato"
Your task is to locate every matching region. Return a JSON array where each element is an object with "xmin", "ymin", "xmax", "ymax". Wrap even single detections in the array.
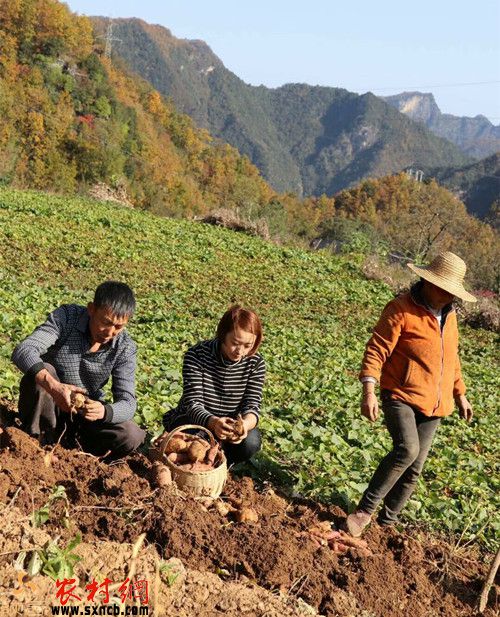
[
  {"xmin": 301, "ymin": 521, "xmax": 372, "ymax": 556},
  {"xmin": 164, "ymin": 432, "xmax": 223, "ymax": 472},
  {"xmin": 149, "ymin": 430, "xmax": 225, "ymax": 489}
]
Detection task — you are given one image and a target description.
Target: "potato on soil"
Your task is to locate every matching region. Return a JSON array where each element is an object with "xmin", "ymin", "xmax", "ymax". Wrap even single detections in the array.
[
  {"xmin": 234, "ymin": 507, "xmax": 259, "ymax": 523},
  {"xmin": 215, "ymin": 501, "xmax": 236, "ymax": 517},
  {"xmin": 151, "ymin": 462, "xmax": 172, "ymax": 487}
]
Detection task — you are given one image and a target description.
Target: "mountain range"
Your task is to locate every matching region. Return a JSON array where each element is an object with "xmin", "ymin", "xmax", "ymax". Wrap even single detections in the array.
[
  {"xmin": 383, "ymin": 92, "xmax": 500, "ymax": 160},
  {"xmin": 92, "ymin": 17, "xmax": 473, "ymax": 197}
]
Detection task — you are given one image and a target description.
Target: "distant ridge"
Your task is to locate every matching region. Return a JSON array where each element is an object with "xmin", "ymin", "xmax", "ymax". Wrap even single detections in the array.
[
  {"xmin": 383, "ymin": 92, "xmax": 500, "ymax": 159},
  {"xmin": 430, "ymin": 153, "xmax": 500, "ymax": 219},
  {"xmin": 91, "ymin": 17, "xmax": 471, "ymax": 196}
]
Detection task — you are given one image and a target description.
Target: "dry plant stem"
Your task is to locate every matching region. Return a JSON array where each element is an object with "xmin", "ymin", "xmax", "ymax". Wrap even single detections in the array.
[
  {"xmin": 44, "ymin": 423, "xmax": 67, "ymax": 465},
  {"xmin": 108, "ymin": 533, "xmax": 146, "ymax": 595},
  {"xmin": 153, "ymin": 558, "xmax": 162, "ymax": 615},
  {"xmin": 288, "ymin": 573, "xmax": 308, "ymax": 596},
  {"xmin": 54, "ymin": 423, "xmax": 67, "ymax": 448},
  {"xmin": 5, "ymin": 486, "xmax": 22, "ymax": 510},
  {"xmin": 71, "ymin": 490, "xmax": 156, "ymax": 512},
  {"xmin": 0, "ymin": 545, "xmax": 40, "ymax": 557},
  {"xmin": 73, "ymin": 440, "xmax": 110, "ymax": 472},
  {"xmin": 478, "ymin": 546, "xmax": 500, "ymax": 613}
]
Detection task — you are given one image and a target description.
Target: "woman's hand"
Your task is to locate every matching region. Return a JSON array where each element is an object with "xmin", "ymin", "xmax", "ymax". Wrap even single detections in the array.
[
  {"xmin": 207, "ymin": 416, "xmax": 236, "ymax": 440},
  {"xmin": 361, "ymin": 382, "xmax": 379, "ymax": 422},
  {"xmin": 455, "ymin": 394, "xmax": 473, "ymax": 422},
  {"xmin": 226, "ymin": 414, "xmax": 257, "ymax": 444}
]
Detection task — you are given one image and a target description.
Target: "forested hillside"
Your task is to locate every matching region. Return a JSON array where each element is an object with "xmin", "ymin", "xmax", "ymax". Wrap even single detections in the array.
[
  {"xmin": 91, "ymin": 17, "xmax": 471, "ymax": 196},
  {"xmin": 0, "ymin": 0, "xmax": 278, "ymax": 218},
  {"xmin": 318, "ymin": 174, "xmax": 500, "ymax": 291},
  {"xmin": 0, "ymin": 0, "xmax": 498, "ymax": 292},
  {"xmin": 430, "ymin": 153, "xmax": 500, "ymax": 220}
]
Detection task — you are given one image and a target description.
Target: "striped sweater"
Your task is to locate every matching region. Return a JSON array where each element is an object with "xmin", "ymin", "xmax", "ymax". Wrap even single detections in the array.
[{"xmin": 164, "ymin": 339, "xmax": 266, "ymax": 430}]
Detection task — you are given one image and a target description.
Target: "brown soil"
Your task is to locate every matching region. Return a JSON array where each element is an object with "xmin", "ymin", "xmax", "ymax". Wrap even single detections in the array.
[{"xmin": 0, "ymin": 421, "xmax": 498, "ymax": 617}]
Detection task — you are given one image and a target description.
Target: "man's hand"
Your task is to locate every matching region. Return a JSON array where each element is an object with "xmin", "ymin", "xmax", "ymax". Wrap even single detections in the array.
[
  {"xmin": 36, "ymin": 370, "xmax": 86, "ymax": 413},
  {"xmin": 456, "ymin": 394, "xmax": 473, "ymax": 422},
  {"xmin": 80, "ymin": 400, "xmax": 106, "ymax": 422},
  {"xmin": 361, "ymin": 382, "xmax": 379, "ymax": 422},
  {"xmin": 207, "ymin": 416, "xmax": 237, "ymax": 440}
]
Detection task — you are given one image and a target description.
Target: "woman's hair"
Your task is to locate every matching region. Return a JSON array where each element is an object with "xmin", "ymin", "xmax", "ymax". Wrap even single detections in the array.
[{"xmin": 216, "ymin": 305, "xmax": 263, "ymax": 355}]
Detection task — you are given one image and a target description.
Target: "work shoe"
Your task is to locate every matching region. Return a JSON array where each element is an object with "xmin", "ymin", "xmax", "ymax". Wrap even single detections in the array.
[{"xmin": 346, "ymin": 510, "xmax": 372, "ymax": 537}]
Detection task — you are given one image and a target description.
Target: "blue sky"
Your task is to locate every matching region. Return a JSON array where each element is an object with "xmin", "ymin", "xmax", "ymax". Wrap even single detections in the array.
[{"xmin": 66, "ymin": 0, "xmax": 500, "ymax": 123}]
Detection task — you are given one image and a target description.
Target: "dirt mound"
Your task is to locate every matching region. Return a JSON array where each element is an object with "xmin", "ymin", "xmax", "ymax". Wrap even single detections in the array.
[
  {"xmin": 0, "ymin": 425, "xmax": 497, "ymax": 616},
  {"xmin": 200, "ymin": 208, "xmax": 271, "ymax": 240},
  {"xmin": 87, "ymin": 182, "xmax": 134, "ymax": 208},
  {"xmin": 0, "ymin": 507, "xmax": 316, "ymax": 617}
]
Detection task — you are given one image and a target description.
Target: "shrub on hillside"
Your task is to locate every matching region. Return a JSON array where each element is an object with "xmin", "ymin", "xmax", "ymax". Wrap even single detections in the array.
[
  {"xmin": 327, "ymin": 174, "xmax": 500, "ymax": 292},
  {"xmin": 459, "ymin": 293, "xmax": 500, "ymax": 333}
]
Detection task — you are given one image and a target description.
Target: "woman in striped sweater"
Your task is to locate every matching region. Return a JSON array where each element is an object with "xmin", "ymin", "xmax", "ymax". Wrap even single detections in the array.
[{"xmin": 162, "ymin": 306, "xmax": 265, "ymax": 464}]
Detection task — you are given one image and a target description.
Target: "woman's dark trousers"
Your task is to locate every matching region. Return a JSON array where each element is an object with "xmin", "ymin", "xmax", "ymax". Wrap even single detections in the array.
[{"xmin": 358, "ymin": 397, "xmax": 440, "ymax": 524}]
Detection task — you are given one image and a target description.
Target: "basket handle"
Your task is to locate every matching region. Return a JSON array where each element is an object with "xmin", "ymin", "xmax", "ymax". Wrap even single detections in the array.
[{"xmin": 159, "ymin": 423, "xmax": 217, "ymax": 457}]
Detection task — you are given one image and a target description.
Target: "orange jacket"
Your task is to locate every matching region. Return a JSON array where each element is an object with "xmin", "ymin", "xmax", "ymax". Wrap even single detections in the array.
[{"xmin": 359, "ymin": 289, "xmax": 465, "ymax": 417}]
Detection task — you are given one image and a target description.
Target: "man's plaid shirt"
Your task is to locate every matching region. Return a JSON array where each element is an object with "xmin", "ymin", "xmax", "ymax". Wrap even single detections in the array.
[{"xmin": 11, "ymin": 304, "xmax": 137, "ymax": 424}]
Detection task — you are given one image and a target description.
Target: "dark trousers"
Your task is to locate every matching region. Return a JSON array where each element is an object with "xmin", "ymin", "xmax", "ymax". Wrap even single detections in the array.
[
  {"xmin": 18, "ymin": 363, "xmax": 145, "ymax": 459},
  {"xmin": 358, "ymin": 397, "xmax": 440, "ymax": 524}
]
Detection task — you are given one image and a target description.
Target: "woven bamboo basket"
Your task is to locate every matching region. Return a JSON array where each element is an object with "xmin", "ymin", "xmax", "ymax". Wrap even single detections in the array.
[{"xmin": 160, "ymin": 424, "xmax": 227, "ymax": 498}]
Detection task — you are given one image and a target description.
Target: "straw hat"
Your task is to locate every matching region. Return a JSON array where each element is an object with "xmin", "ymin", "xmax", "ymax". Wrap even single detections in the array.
[{"xmin": 407, "ymin": 251, "xmax": 477, "ymax": 303}]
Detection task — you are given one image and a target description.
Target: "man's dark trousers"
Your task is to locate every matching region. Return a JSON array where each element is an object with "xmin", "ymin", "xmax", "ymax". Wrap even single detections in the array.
[{"xmin": 18, "ymin": 363, "xmax": 145, "ymax": 459}]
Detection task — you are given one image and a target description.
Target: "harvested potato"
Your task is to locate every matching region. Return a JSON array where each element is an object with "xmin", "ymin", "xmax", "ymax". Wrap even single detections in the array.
[
  {"xmin": 165, "ymin": 435, "xmax": 189, "ymax": 455},
  {"xmin": 151, "ymin": 462, "xmax": 172, "ymax": 487},
  {"xmin": 189, "ymin": 462, "xmax": 214, "ymax": 472},
  {"xmin": 205, "ymin": 444, "xmax": 220, "ymax": 466},
  {"xmin": 167, "ymin": 452, "xmax": 190, "ymax": 465},
  {"xmin": 233, "ymin": 415, "xmax": 245, "ymax": 437},
  {"xmin": 175, "ymin": 463, "xmax": 194, "ymax": 471},
  {"xmin": 187, "ymin": 439, "xmax": 210, "ymax": 463},
  {"xmin": 71, "ymin": 392, "xmax": 86, "ymax": 410},
  {"xmin": 215, "ymin": 501, "xmax": 236, "ymax": 517},
  {"xmin": 234, "ymin": 507, "xmax": 259, "ymax": 523},
  {"xmin": 224, "ymin": 415, "xmax": 245, "ymax": 441}
]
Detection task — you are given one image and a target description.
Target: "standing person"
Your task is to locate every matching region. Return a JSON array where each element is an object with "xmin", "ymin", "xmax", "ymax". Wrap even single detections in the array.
[
  {"xmin": 11, "ymin": 281, "xmax": 145, "ymax": 459},
  {"xmin": 162, "ymin": 305, "xmax": 265, "ymax": 465},
  {"xmin": 347, "ymin": 252, "xmax": 476, "ymax": 536}
]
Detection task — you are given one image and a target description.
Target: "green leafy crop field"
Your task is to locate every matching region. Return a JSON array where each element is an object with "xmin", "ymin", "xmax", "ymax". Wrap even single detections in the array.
[{"xmin": 0, "ymin": 188, "xmax": 498, "ymax": 547}]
